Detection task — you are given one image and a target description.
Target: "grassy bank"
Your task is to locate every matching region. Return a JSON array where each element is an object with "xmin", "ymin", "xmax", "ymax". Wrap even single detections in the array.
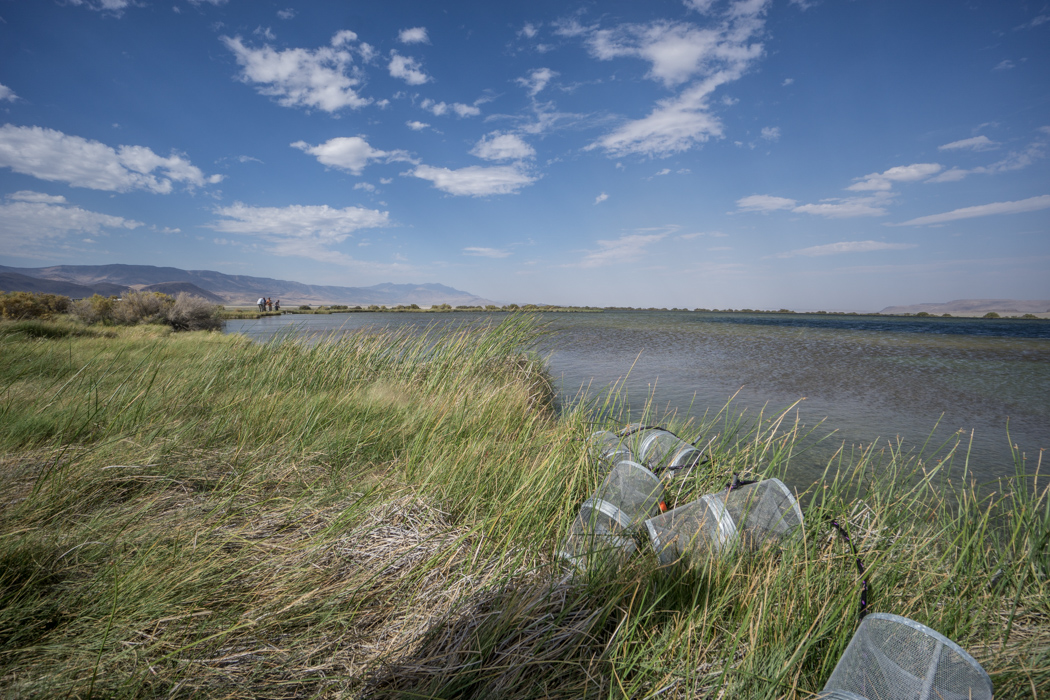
[{"xmin": 0, "ymin": 317, "xmax": 1046, "ymax": 698}]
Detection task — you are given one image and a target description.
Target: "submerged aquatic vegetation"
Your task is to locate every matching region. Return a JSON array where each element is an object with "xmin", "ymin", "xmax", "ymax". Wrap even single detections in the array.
[{"xmin": 0, "ymin": 316, "xmax": 1045, "ymax": 698}]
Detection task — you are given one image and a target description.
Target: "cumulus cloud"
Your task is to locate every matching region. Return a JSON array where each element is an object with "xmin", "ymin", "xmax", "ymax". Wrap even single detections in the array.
[
  {"xmin": 0, "ymin": 84, "xmax": 17, "ymax": 102},
  {"xmin": 221, "ymin": 32, "xmax": 372, "ymax": 113},
  {"xmin": 388, "ymin": 51, "xmax": 430, "ymax": 85},
  {"xmin": 470, "ymin": 132, "xmax": 535, "ymax": 161},
  {"xmin": 776, "ymin": 240, "xmax": 916, "ymax": 258},
  {"xmin": 897, "ymin": 194, "xmax": 1050, "ymax": 226},
  {"xmin": 277, "ymin": 8, "xmax": 296, "ymax": 20},
  {"xmin": 0, "ymin": 198, "xmax": 142, "ymax": 254},
  {"xmin": 516, "ymin": 68, "xmax": 558, "ymax": 96},
  {"xmin": 576, "ymin": 232, "xmax": 666, "ymax": 268},
  {"xmin": 939, "ymin": 135, "xmax": 999, "ymax": 151},
  {"xmin": 735, "ymin": 194, "xmax": 796, "ymax": 212},
  {"xmin": 520, "ymin": 23, "xmax": 539, "ymax": 39},
  {"xmin": 760, "ymin": 126, "xmax": 780, "ymax": 141},
  {"xmin": 846, "ymin": 163, "xmax": 942, "ymax": 191},
  {"xmin": 407, "ymin": 163, "xmax": 536, "ymax": 196},
  {"xmin": 420, "ymin": 99, "xmax": 480, "ymax": 118},
  {"xmin": 464, "ymin": 247, "xmax": 511, "ymax": 258},
  {"xmin": 0, "ymin": 124, "xmax": 220, "ymax": 193},
  {"xmin": 398, "ymin": 27, "xmax": 429, "ymax": 44},
  {"xmin": 594, "ymin": 192, "xmax": 609, "ymax": 204},
  {"xmin": 406, "ymin": 120, "xmax": 430, "ymax": 131},
  {"xmin": 291, "ymin": 136, "xmax": 413, "ymax": 175}
]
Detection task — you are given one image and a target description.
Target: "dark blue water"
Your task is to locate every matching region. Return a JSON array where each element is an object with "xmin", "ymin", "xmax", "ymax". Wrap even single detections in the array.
[{"xmin": 226, "ymin": 311, "xmax": 1050, "ymax": 486}]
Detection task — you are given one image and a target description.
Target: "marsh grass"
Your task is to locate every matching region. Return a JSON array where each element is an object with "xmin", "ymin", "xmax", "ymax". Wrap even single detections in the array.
[{"xmin": 0, "ymin": 316, "xmax": 1046, "ymax": 698}]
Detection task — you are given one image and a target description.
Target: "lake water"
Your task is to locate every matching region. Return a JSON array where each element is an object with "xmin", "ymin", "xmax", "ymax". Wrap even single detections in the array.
[{"xmin": 225, "ymin": 311, "xmax": 1050, "ymax": 487}]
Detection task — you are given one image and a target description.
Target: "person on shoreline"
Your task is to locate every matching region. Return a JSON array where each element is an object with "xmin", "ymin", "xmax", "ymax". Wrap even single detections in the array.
[
  {"xmin": 257, "ymin": 297, "xmax": 265, "ymax": 311},
  {"xmin": 266, "ymin": 297, "xmax": 273, "ymax": 311},
  {"xmin": 274, "ymin": 299, "xmax": 280, "ymax": 311}
]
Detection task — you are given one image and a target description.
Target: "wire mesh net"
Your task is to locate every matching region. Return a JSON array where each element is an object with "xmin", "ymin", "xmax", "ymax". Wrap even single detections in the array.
[
  {"xmin": 820, "ymin": 613, "xmax": 993, "ymax": 700},
  {"xmin": 645, "ymin": 478, "xmax": 802, "ymax": 566},
  {"xmin": 588, "ymin": 430, "xmax": 634, "ymax": 467},
  {"xmin": 559, "ymin": 460, "xmax": 664, "ymax": 571},
  {"xmin": 625, "ymin": 426, "xmax": 705, "ymax": 471}
]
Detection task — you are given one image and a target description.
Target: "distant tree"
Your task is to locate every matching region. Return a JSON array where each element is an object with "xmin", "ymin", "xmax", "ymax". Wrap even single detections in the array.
[
  {"xmin": 916, "ymin": 311, "xmax": 931, "ymax": 317},
  {"xmin": 983, "ymin": 312, "xmax": 1000, "ymax": 319},
  {"xmin": 1022, "ymin": 313, "xmax": 1038, "ymax": 319}
]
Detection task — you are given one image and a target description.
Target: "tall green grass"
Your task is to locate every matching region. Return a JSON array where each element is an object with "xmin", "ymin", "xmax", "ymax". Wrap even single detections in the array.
[{"xmin": 0, "ymin": 316, "xmax": 1045, "ymax": 698}]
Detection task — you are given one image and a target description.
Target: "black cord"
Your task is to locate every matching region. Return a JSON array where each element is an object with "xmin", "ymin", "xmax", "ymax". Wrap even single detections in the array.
[{"xmin": 830, "ymin": 519, "xmax": 869, "ymax": 620}]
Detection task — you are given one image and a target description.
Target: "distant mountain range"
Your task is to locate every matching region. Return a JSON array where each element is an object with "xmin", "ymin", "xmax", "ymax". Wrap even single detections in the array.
[
  {"xmin": 0, "ymin": 264, "xmax": 494, "ymax": 307},
  {"xmin": 879, "ymin": 299, "xmax": 1050, "ymax": 317}
]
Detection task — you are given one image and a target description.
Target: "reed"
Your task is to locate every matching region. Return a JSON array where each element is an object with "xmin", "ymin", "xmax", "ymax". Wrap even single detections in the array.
[{"xmin": 0, "ymin": 316, "xmax": 1045, "ymax": 698}]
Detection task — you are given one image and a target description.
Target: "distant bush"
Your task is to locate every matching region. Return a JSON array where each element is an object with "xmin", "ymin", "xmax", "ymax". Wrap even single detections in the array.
[
  {"xmin": 112, "ymin": 291, "xmax": 172, "ymax": 325},
  {"xmin": 1022, "ymin": 313, "xmax": 1038, "ymax": 319},
  {"xmin": 69, "ymin": 294, "xmax": 117, "ymax": 325},
  {"xmin": 329, "ymin": 305, "xmax": 348, "ymax": 310},
  {"xmin": 166, "ymin": 292, "xmax": 223, "ymax": 331},
  {"xmin": 299, "ymin": 305, "xmax": 311, "ymax": 310},
  {"xmin": 0, "ymin": 292, "xmax": 71, "ymax": 321},
  {"xmin": 916, "ymin": 311, "xmax": 931, "ymax": 317},
  {"xmin": 983, "ymin": 312, "xmax": 1001, "ymax": 319}
]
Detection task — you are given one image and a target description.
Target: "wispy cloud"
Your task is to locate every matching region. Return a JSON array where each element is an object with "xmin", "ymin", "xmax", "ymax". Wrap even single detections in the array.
[
  {"xmin": 594, "ymin": 192, "xmax": 609, "ymax": 204},
  {"xmin": 938, "ymin": 135, "xmax": 999, "ymax": 151},
  {"xmin": 407, "ymin": 163, "xmax": 536, "ymax": 196},
  {"xmin": 516, "ymin": 68, "xmax": 558, "ymax": 96},
  {"xmin": 463, "ymin": 247, "xmax": 511, "ymax": 258},
  {"xmin": 388, "ymin": 51, "xmax": 430, "ymax": 85},
  {"xmin": 575, "ymin": 232, "xmax": 666, "ymax": 268},
  {"xmin": 421, "ymin": 98, "xmax": 480, "ymax": 118},
  {"xmin": 847, "ymin": 163, "xmax": 941, "ymax": 191},
  {"xmin": 0, "ymin": 83, "xmax": 17, "ymax": 102},
  {"xmin": 735, "ymin": 194, "xmax": 796, "ymax": 212},
  {"xmin": 775, "ymin": 240, "xmax": 916, "ymax": 258},
  {"xmin": 0, "ymin": 196, "xmax": 142, "ymax": 255},
  {"xmin": 896, "ymin": 194, "xmax": 1050, "ymax": 226},
  {"xmin": 470, "ymin": 132, "xmax": 535, "ymax": 161}
]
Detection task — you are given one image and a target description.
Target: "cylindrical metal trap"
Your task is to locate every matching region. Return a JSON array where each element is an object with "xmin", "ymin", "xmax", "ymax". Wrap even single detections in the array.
[
  {"xmin": 588, "ymin": 430, "xmax": 634, "ymax": 467},
  {"xmin": 623, "ymin": 425, "xmax": 705, "ymax": 471},
  {"xmin": 818, "ymin": 613, "xmax": 993, "ymax": 700},
  {"xmin": 560, "ymin": 460, "xmax": 664, "ymax": 571},
  {"xmin": 645, "ymin": 478, "xmax": 802, "ymax": 566}
]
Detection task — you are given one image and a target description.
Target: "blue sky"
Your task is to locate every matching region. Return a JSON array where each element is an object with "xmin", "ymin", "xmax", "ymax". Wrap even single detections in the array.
[{"xmin": 0, "ymin": 0, "xmax": 1047, "ymax": 310}]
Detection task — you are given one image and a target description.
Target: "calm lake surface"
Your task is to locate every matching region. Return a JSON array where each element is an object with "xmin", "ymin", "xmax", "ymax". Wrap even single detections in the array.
[{"xmin": 225, "ymin": 311, "xmax": 1050, "ymax": 487}]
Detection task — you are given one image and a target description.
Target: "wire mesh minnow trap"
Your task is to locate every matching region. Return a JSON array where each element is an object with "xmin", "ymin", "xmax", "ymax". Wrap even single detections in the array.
[
  {"xmin": 559, "ymin": 459, "xmax": 664, "ymax": 571},
  {"xmin": 588, "ymin": 430, "xmax": 634, "ymax": 467},
  {"xmin": 629, "ymin": 427, "xmax": 706, "ymax": 471},
  {"xmin": 644, "ymin": 478, "xmax": 802, "ymax": 566},
  {"xmin": 817, "ymin": 613, "xmax": 993, "ymax": 700}
]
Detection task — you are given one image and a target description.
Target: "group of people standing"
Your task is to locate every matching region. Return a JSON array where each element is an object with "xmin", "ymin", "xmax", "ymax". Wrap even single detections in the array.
[{"xmin": 256, "ymin": 297, "xmax": 280, "ymax": 312}]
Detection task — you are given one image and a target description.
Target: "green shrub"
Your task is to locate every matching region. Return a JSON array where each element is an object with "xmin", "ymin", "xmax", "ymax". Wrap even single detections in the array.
[
  {"xmin": 112, "ymin": 291, "xmax": 173, "ymax": 325},
  {"xmin": 983, "ymin": 311, "xmax": 1001, "ymax": 319},
  {"xmin": 0, "ymin": 292, "xmax": 71, "ymax": 321},
  {"xmin": 299, "ymin": 305, "xmax": 311, "ymax": 310}
]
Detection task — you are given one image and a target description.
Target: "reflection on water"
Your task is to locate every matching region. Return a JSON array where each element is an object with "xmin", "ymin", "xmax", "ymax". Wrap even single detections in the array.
[{"xmin": 225, "ymin": 311, "xmax": 1049, "ymax": 486}]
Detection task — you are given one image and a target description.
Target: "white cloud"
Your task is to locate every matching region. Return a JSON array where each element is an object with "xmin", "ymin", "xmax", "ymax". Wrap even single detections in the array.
[
  {"xmin": 516, "ymin": 68, "xmax": 558, "ymax": 96},
  {"xmin": 221, "ymin": 32, "xmax": 371, "ymax": 113},
  {"xmin": 939, "ymin": 135, "xmax": 998, "ymax": 151},
  {"xmin": 584, "ymin": 2, "xmax": 771, "ymax": 157},
  {"xmin": 470, "ymin": 132, "xmax": 535, "ymax": 161},
  {"xmin": 407, "ymin": 163, "xmax": 536, "ymax": 196},
  {"xmin": 398, "ymin": 27, "xmax": 429, "ymax": 44},
  {"xmin": 464, "ymin": 247, "xmax": 511, "ymax": 258},
  {"xmin": 0, "ymin": 200, "xmax": 142, "ymax": 254},
  {"xmin": 208, "ymin": 202, "xmax": 390, "ymax": 264},
  {"xmin": 0, "ymin": 124, "xmax": 220, "ymax": 193},
  {"xmin": 791, "ymin": 196, "xmax": 889, "ymax": 218},
  {"xmin": 8, "ymin": 190, "xmax": 67, "ymax": 204},
  {"xmin": 594, "ymin": 192, "xmax": 609, "ymax": 204},
  {"xmin": 388, "ymin": 51, "xmax": 430, "ymax": 85},
  {"xmin": 0, "ymin": 84, "xmax": 17, "ymax": 102},
  {"xmin": 927, "ymin": 168, "xmax": 968, "ymax": 183},
  {"xmin": 420, "ymin": 99, "xmax": 480, "ymax": 118},
  {"xmin": 994, "ymin": 59, "xmax": 1015, "ymax": 70},
  {"xmin": 576, "ymin": 233, "xmax": 666, "ymax": 268},
  {"xmin": 1016, "ymin": 14, "xmax": 1050, "ymax": 29},
  {"xmin": 254, "ymin": 26, "xmax": 276, "ymax": 41},
  {"xmin": 683, "ymin": 0, "xmax": 718, "ymax": 13},
  {"xmin": 847, "ymin": 163, "xmax": 942, "ymax": 191},
  {"xmin": 782, "ymin": 77, "xmax": 794, "ymax": 86},
  {"xmin": 520, "ymin": 23, "xmax": 539, "ymax": 39},
  {"xmin": 735, "ymin": 194, "xmax": 796, "ymax": 212},
  {"xmin": 897, "ymin": 194, "xmax": 1050, "ymax": 226},
  {"xmin": 776, "ymin": 241, "xmax": 917, "ymax": 258},
  {"xmin": 928, "ymin": 135, "xmax": 1046, "ymax": 183},
  {"xmin": 760, "ymin": 126, "xmax": 780, "ymax": 141},
  {"xmin": 291, "ymin": 136, "xmax": 413, "ymax": 175},
  {"xmin": 353, "ymin": 182, "xmax": 376, "ymax": 192},
  {"xmin": 406, "ymin": 120, "xmax": 430, "ymax": 131},
  {"xmin": 277, "ymin": 8, "xmax": 296, "ymax": 20},
  {"xmin": 68, "ymin": 0, "xmax": 133, "ymax": 14}
]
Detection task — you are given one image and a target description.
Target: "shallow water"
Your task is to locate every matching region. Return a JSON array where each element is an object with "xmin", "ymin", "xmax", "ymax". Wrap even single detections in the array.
[{"xmin": 225, "ymin": 311, "xmax": 1050, "ymax": 486}]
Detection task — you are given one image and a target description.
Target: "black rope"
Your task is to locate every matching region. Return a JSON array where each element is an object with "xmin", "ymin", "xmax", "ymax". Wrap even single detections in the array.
[{"xmin": 830, "ymin": 519, "xmax": 869, "ymax": 620}]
